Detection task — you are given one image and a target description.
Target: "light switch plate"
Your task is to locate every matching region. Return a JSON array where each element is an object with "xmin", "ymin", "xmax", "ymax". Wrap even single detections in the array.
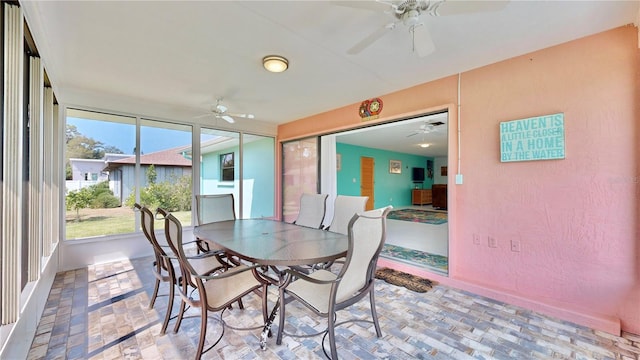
[{"xmin": 455, "ymin": 174, "xmax": 463, "ymax": 184}]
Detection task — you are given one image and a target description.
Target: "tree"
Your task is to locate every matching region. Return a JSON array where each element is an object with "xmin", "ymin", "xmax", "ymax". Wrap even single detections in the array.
[
  {"xmin": 65, "ymin": 124, "xmax": 124, "ymax": 180},
  {"xmin": 146, "ymin": 164, "xmax": 157, "ymax": 184},
  {"xmin": 66, "ymin": 187, "xmax": 92, "ymax": 221}
]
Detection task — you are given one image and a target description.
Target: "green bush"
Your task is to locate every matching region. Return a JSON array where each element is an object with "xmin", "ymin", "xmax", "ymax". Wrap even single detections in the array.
[
  {"xmin": 124, "ymin": 174, "xmax": 192, "ymax": 212},
  {"xmin": 66, "ymin": 181, "xmax": 121, "ymax": 221},
  {"xmin": 91, "ymin": 192, "xmax": 120, "ymax": 209}
]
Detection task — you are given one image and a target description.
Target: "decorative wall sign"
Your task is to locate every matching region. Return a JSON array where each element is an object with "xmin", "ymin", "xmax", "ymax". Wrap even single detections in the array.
[
  {"xmin": 359, "ymin": 97, "xmax": 383, "ymax": 120},
  {"xmin": 500, "ymin": 113, "xmax": 565, "ymax": 162}
]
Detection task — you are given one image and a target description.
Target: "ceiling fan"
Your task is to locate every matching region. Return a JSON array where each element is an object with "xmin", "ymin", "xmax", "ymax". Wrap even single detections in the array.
[
  {"xmin": 342, "ymin": 0, "xmax": 509, "ymax": 57},
  {"xmin": 196, "ymin": 98, "xmax": 255, "ymax": 124},
  {"xmin": 406, "ymin": 120, "xmax": 445, "ymax": 137}
]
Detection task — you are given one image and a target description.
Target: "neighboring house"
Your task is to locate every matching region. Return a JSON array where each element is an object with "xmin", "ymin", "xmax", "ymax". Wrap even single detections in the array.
[
  {"xmin": 69, "ymin": 158, "xmax": 108, "ymax": 182},
  {"xmin": 103, "ymin": 146, "xmax": 192, "ymax": 203},
  {"xmin": 67, "ymin": 154, "xmax": 132, "ymax": 193}
]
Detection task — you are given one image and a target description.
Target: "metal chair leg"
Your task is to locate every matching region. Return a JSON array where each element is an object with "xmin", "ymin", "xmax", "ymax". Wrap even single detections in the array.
[
  {"xmin": 195, "ymin": 305, "xmax": 208, "ymax": 359},
  {"xmin": 328, "ymin": 312, "xmax": 338, "ymax": 360},
  {"xmin": 160, "ymin": 280, "xmax": 175, "ymax": 335},
  {"xmin": 149, "ymin": 277, "xmax": 161, "ymax": 309},
  {"xmin": 369, "ymin": 290, "xmax": 382, "ymax": 337}
]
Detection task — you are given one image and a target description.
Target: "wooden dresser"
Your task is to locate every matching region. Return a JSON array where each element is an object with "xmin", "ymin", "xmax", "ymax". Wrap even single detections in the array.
[
  {"xmin": 432, "ymin": 184, "xmax": 447, "ymax": 210},
  {"xmin": 411, "ymin": 189, "xmax": 432, "ymax": 205}
]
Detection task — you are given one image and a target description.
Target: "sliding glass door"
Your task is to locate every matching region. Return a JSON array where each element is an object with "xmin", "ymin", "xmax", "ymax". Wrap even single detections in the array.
[{"xmin": 281, "ymin": 137, "xmax": 319, "ymax": 223}]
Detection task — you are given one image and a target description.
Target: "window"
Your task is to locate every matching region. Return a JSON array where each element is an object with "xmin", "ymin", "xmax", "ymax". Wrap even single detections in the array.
[
  {"xmin": 65, "ymin": 109, "xmax": 136, "ymax": 239},
  {"xmin": 199, "ymin": 128, "xmax": 274, "ymax": 219},
  {"xmin": 221, "ymin": 152, "xmax": 234, "ymax": 181}
]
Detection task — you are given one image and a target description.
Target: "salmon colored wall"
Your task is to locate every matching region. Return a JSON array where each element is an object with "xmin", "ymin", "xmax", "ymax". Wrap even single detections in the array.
[{"xmin": 278, "ymin": 25, "xmax": 640, "ymax": 335}]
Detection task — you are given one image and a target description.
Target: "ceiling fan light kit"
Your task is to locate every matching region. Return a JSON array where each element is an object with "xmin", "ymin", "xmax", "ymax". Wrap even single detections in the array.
[{"xmin": 262, "ymin": 55, "xmax": 289, "ymax": 73}]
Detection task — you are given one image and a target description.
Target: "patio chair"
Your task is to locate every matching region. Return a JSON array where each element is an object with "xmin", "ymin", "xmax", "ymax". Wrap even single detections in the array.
[
  {"xmin": 293, "ymin": 193, "xmax": 328, "ymax": 228},
  {"xmin": 135, "ymin": 203, "xmax": 179, "ymax": 335},
  {"xmin": 194, "ymin": 194, "xmax": 236, "ymax": 254},
  {"xmin": 325, "ymin": 195, "xmax": 369, "ymax": 235},
  {"xmin": 276, "ymin": 206, "xmax": 392, "ymax": 359},
  {"xmin": 195, "ymin": 193, "xmax": 236, "ymax": 224},
  {"xmin": 159, "ymin": 208, "xmax": 268, "ymax": 359}
]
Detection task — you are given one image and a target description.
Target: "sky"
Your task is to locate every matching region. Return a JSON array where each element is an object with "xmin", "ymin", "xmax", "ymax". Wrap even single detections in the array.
[{"xmin": 67, "ymin": 117, "xmax": 192, "ymax": 154}]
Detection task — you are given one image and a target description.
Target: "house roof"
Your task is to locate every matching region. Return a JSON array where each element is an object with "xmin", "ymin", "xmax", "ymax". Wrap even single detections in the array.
[{"xmin": 104, "ymin": 146, "xmax": 192, "ymax": 171}]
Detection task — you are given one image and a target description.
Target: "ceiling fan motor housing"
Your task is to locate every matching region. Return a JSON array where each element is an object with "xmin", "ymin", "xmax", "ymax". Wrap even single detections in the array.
[{"xmin": 402, "ymin": 9, "xmax": 421, "ymax": 26}]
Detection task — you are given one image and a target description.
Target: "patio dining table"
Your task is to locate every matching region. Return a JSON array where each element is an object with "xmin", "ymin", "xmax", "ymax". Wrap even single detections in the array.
[{"xmin": 193, "ymin": 218, "xmax": 348, "ymax": 349}]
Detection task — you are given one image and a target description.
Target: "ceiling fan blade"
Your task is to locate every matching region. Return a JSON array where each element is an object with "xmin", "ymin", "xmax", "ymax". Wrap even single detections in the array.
[
  {"xmin": 227, "ymin": 112, "xmax": 255, "ymax": 119},
  {"xmin": 432, "ymin": 0, "xmax": 509, "ymax": 16},
  {"xmin": 348, "ymin": 23, "xmax": 394, "ymax": 55},
  {"xmin": 193, "ymin": 113, "xmax": 211, "ymax": 119},
  {"xmin": 220, "ymin": 115, "xmax": 235, "ymax": 123},
  {"xmin": 411, "ymin": 24, "xmax": 435, "ymax": 57},
  {"xmin": 330, "ymin": 0, "xmax": 392, "ymax": 12}
]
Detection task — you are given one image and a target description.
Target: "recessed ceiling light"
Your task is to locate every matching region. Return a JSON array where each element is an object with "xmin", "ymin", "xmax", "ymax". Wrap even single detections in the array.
[
  {"xmin": 262, "ymin": 55, "xmax": 288, "ymax": 73},
  {"xmin": 420, "ymin": 143, "xmax": 430, "ymax": 148}
]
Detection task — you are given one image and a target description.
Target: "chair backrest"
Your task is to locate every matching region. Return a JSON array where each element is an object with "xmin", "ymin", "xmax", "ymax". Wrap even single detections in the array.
[
  {"xmin": 335, "ymin": 206, "xmax": 392, "ymax": 303},
  {"xmin": 195, "ymin": 194, "xmax": 236, "ymax": 225},
  {"xmin": 327, "ymin": 195, "xmax": 369, "ymax": 235},
  {"xmin": 135, "ymin": 203, "xmax": 168, "ymax": 258},
  {"xmin": 293, "ymin": 193, "xmax": 328, "ymax": 228},
  {"xmin": 158, "ymin": 207, "xmax": 198, "ymax": 277}
]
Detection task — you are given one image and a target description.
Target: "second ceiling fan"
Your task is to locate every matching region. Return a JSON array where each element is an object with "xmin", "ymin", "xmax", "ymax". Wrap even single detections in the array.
[{"xmin": 197, "ymin": 98, "xmax": 255, "ymax": 124}]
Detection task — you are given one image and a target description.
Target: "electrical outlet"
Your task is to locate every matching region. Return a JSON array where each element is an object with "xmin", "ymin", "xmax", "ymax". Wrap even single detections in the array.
[
  {"xmin": 511, "ymin": 240, "xmax": 521, "ymax": 252},
  {"xmin": 473, "ymin": 233, "xmax": 480, "ymax": 245},
  {"xmin": 488, "ymin": 236, "xmax": 497, "ymax": 248}
]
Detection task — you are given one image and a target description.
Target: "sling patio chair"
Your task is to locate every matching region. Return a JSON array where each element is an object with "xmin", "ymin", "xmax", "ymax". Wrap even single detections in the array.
[
  {"xmin": 134, "ymin": 203, "xmax": 180, "ymax": 335},
  {"xmin": 325, "ymin": 195, "xmax": 369, "ymax": 235},
  {"xmin": 194, "ymin": 193, "xmax": 237, "ymax": 255},
  {"xmin": 292, "ymin": 193, "xmax": 328, "ymax": 229},
  {"xmin": 160, "ymin": 208, "xmax": 268, "ymax": 359},
  {"xmin": 276, "ymin": 206, "xmax": 392, "ymax": 359}
]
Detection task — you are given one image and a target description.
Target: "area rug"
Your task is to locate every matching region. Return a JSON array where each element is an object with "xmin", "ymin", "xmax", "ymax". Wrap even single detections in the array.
[
  {"xmin": 380, "ymin": 243, "xmax": 449, "ymax": 275},
  {"xmin": 387, "ymin": 208, "xmax": 447, "ymax": 225},
  {"xmin": 375, "ymin": 267, "xmax": 436, "ymax": 293}
]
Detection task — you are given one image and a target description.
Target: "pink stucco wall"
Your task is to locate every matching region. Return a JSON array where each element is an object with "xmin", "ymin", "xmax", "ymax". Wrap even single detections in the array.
[{"xmin": 278, "ymin": 25, "xmax": 640, "ymax": 335}]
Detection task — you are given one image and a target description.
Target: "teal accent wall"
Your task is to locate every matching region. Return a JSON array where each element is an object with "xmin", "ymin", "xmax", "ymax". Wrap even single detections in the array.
[
  {"xmin": 201, "ymin": 137, "xmax": 274, "ymax": 218},
  {"xmin": 243, "ymin": 137, "xmax": 275, "ymax": 218},
  {"xmin": 336, "ymin": 143, "xmax": 433, "ymax": 208}
]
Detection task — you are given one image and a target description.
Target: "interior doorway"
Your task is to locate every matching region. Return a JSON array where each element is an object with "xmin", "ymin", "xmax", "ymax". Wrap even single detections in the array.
[
  {"xmin": 325, "ymin": 111, "xmax": 449, "ymax": 276},
  {"xmin": 360, "ymin": 156, "xmax": 374, "ymax": 210}
]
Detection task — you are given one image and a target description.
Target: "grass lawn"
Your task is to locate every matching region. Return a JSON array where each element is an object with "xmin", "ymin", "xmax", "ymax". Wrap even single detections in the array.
[{"xmin": 65, "ymin": 207, "xmax": 192, "ymax": 239}]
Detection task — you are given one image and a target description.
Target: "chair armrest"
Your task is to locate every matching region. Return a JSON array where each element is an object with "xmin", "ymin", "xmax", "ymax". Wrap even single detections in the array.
[
  {"xmin": 283, "ymin": 268, "xmax": 338, "ymax": 285},
  {"xmin": 185, "ymin": 249, "xmax": 226, "ymax": 260},
  {"xmin": 195, "ymin": 264, "xmax": 261, "ymax": 281}
]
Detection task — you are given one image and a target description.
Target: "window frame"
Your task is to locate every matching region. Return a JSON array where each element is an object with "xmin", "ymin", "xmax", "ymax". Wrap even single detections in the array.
[{"xmin": 220, "ymin": 152, "xmax": 234, "ymax": 182}]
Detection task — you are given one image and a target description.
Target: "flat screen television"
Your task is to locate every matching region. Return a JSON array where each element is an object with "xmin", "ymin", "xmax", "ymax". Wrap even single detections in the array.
[{"xmin": 412, "ymin": 167, "xmax": 425, "ymax": 182}]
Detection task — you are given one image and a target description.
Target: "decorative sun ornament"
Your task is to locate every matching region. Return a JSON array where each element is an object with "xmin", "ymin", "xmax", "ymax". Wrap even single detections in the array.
[{"xmin": 359, "ymin": 98, "xmax": 383, "ymax": 119}]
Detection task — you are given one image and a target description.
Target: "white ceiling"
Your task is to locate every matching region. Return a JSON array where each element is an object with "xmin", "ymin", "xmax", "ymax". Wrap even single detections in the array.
[{"xmin": 21, "ymin": 0, "xmax": 639, "ymax": 156}]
